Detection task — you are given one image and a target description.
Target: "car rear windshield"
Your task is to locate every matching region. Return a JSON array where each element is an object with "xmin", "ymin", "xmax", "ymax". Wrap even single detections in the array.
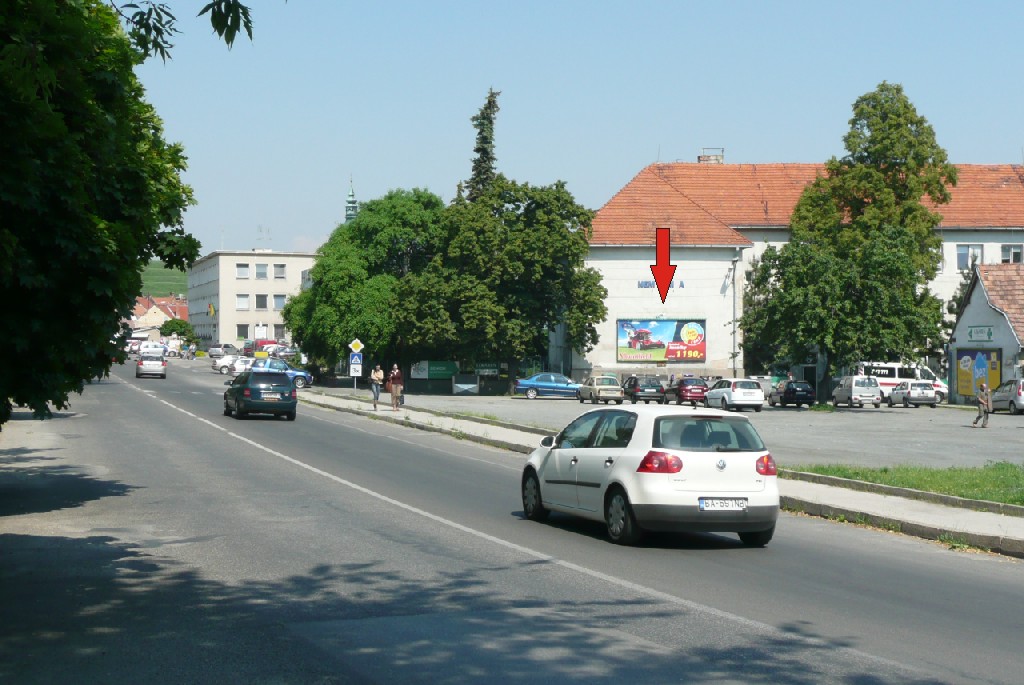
[
  {"xmin": 653, "ymin": 417, "xmax": 766, "ymax": 452},
  {"xmin": 596, "ymin": 377, "xmax": 619, "ymax": 386},
  {"xmin": 638, "ymin": 377, "xmax": 663, "ymax": 387},
  {"xmin": 792, "ymin": 382, "xmax": 812, "ymax": 391},
  {"xmin": 680, "ymin": 378, "xmax": 706, "ymax": 386},
  {"xmin": 250, "ymin": 373, "xmax": 291, "ymax": 386},
  {"xmin": 854, "ymin": 377, "xmax": 878, "ymax": 387},
  {"xmin": 734, "ymin": 380, "xmax": 761, "ymax": 390}
]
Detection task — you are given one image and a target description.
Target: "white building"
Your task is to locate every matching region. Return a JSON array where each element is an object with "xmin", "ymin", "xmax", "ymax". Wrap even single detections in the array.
[
  {"xmin": 187, "ymin": 249, "xmax": 315, "ymax": 347},
  {"xmin": 568, "ymin": 161, "xmax": 1024, "ymax": 382}
]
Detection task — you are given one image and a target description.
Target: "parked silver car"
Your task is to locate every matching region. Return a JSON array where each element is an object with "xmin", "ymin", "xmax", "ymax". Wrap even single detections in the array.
[{"xmin": 991, "ymin": 378, "xmax": 1024, "ymax": 414}]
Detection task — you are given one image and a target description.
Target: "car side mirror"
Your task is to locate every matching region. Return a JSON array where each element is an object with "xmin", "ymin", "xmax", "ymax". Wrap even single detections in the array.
[
  {"xmin": 540, "ymin": 435, "xmax": 555, "ymax": 448},
  {"xmin": 224, "ymin": 380, "xmax": 232, "ymax": 386}
]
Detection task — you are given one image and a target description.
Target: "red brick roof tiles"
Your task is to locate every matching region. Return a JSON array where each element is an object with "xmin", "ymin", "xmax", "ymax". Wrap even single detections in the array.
[{"xmin": 591, "ymin": 163, "xmax": 1024, "ymax": 246}]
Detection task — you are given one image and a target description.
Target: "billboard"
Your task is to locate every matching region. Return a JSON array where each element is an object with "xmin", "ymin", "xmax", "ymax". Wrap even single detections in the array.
[
  {"xmin": 956, "ymin": 348, "xmax": 1001, "ymax": 397},
  {"xmin": 616, "ymin": 319, "xmax": 706, "ymax": 363}
]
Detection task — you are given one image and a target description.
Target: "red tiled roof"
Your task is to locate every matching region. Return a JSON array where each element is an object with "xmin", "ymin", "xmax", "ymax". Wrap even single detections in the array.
[
  {"xmin": 591, "ymin": 163, "xmax": 1024, "ymax": 246},
  {"xmin": 976, "ymin": 263, "xmax": 1024, "ymax": 344}
]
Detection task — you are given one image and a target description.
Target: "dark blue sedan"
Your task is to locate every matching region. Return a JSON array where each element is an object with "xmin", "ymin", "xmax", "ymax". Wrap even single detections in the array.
[{"xmin": 514, "ymin": 373, "xmax": 580, "ymax": 399}]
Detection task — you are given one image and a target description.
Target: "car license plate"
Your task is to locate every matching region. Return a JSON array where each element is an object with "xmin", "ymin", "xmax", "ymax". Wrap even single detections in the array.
[
  {"xmin": 699, "ymin": 498, "xmax": 748, "ymax": 511},
  {"xmin": 262, "ymin": 392, "xmax": 280, "ymax": 401}
]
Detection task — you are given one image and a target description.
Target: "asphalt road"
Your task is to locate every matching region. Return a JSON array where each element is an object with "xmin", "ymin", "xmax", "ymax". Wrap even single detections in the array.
[{"xmin": 1, "ymin": 357, "xmax": 1021, "ymax": 684}]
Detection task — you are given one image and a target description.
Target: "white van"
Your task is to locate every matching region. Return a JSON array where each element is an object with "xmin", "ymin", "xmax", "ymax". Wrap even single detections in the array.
[
  {"xmin": 831, "ymin": 376, "xmax": 882, "ymax": 408},
  {"xmin": 858, "ymin": 362, "xmax": 948, "ymax": 403}
]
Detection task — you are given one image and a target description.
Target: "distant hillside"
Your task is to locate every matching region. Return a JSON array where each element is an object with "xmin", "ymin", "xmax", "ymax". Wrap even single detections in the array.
[{"xmin": 141, "ymin": 260, "xmax": 188, "ymax": 298}]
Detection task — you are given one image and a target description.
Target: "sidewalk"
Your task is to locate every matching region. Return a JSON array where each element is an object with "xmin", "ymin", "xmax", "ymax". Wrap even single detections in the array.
[{"xmin": 301, "ymin": 388, "xmax": 1024, "ymax": 559}]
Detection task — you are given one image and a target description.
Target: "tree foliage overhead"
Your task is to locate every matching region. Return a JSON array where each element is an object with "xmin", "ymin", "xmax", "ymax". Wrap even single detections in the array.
[
  {"xmin": 1, "ymin": 1, "xmax": 202, "ymax": 427},
  {"xmin": 741, "ymin": 82, "xmax": 955, "ymax": 374},
  {"xmin": 110, "ymin": 1, "xmax": 253, "ymax": 60}
]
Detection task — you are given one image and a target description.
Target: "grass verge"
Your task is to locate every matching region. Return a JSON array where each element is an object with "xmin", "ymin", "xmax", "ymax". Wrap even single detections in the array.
[{"xmin": 789, "ymin": 461, "xmax": 1024, "ymax": 505}]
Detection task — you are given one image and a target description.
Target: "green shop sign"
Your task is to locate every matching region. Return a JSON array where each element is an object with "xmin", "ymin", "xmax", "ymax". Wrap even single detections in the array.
[{"xmin": 410, "ymin": 360, "xmax": 460, "ymax": 379}]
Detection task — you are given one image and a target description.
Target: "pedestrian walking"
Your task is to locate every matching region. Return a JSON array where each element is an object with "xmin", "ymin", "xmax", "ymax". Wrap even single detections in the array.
[
  {"xmin": 972, "ymin": 382, "xmax": 992, "ymax": 428},
  {"xmin": 369, "ymin": 363, "xmax": 384, "ymax": 410},
  {"xmin": 388, "ymin": 364, "xmax": 404, "ymax": 411}
]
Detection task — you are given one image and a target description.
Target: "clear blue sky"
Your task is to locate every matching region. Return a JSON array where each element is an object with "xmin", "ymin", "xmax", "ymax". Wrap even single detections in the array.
[{"xmin": 136, "ymin": 1, "xmax": 1024, "ymax": 255}]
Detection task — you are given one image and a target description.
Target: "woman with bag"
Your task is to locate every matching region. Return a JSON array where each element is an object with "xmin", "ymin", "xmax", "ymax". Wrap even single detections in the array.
[
  {"xmin": 369, "ymin": 363, "xmax": 384, "ymax": 410},
  {"xmin": 388, "ymin": 364, "xmax": 404, "ymax": 411}
]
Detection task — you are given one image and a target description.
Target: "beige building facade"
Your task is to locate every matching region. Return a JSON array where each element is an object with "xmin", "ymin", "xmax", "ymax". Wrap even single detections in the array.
[{"xmin": 187, "ymin": 249, "xmax": 315, "ymax": 347}]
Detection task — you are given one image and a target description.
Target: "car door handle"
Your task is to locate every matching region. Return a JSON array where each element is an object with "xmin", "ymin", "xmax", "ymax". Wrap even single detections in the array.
[
  {"xmin": 570, "ymin": 457, "xmax": 578, "ymax": 464},
  {"xmin": 604, "ymin": 458, "xmax": 614, "ymax": 466}
]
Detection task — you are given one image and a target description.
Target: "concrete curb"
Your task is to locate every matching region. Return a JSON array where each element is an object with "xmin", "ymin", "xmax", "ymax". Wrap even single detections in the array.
[
  {"xmin": 780, "ymin": 469, "xmax": 1024, "ymax": 519},
  {"xmin": 780, "ymin": 495, "xmax": 1024, "ymax": 559}
]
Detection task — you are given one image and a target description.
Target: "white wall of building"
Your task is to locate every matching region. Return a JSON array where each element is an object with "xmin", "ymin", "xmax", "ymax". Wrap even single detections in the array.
[
  {"xmin": 570, "ymin": 227, "xmax": 1024, "ymax": 382},
  {"xmin": 187, "ymin": 250, "xmax": 315, "ymax": 347}
]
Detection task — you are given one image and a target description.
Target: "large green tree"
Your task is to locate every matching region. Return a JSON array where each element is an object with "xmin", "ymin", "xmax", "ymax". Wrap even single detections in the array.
[
  {"xmin": 282, "ymin": 189, "xmax": 446, "ymax": 369},
  {"xmin": 401, "ymin": 175, "xmax": 607, "ymax": 378},
  {"xmin": 1, "ymin": 1, "xmax": 201, "ymax": 427},
  {"xmin": 741, "ymin": 82, "xmax": 955, "ymax": 374}
]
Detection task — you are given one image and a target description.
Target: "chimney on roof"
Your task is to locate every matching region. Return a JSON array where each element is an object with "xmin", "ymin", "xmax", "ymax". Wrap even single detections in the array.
[{"xmin": 697, "ymin": 147, "xmax": 724, "ymax": 164}]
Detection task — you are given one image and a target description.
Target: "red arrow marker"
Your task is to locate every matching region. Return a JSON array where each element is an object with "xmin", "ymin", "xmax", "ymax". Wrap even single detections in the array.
[{"xmin": 649, "ymin": 227, "xmax": 677, "ymax": 303}]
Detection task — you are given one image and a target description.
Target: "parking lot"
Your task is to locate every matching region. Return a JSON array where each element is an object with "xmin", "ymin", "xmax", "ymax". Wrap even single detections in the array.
[{"xmin": 330, "ymin": 389, "xmax": 1021, "ymax": 470}]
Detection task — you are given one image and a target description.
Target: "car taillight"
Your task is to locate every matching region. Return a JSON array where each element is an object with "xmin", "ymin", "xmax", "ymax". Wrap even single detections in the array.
[
  {"xmin": 291, "ymin": 389, "xmax": 297, "ymax": 399},
  {"xmin": 161, "ymin": 360, "xmax": 167, "ymax": 367},
  {"xmin": 1018, "ymin": 384, "xmax": 1023, "ymax": 397},
  {"xmin": 136, "ymin": 360, "xmax": 143, "ymax": 367},
  {"xmin": 637, "ymin": 451, "xmax": 683, "ymax": 473},
  {"xmin": 243, "ymin": 388, "xmax": 251, "ymax": 398},
  {"xmin": 756, "ymin": 454, "xmax": 777, "ymax": 476}
]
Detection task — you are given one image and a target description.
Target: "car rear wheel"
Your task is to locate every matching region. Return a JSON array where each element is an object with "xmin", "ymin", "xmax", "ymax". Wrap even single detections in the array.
[
  {"xmin": 526, "ymin": 388, "xmax": 538, "ymax": 400},
  {"xmin": 832, "ymin": 396, "xmax": 839, "ymax": 407},
  {"xmin": 769, "ymin": 397, "xmax": 776, "ymax": 407},
  {"xmin": 739, "ymin": 525, "xmax": 775, "ymax": 547},
  {"xmin": 1011, "ymin": 402, "xmax": 1020, "ymax": 415},
  {"xmin": 294, "ymin": 377, "xmax": 308, "ymax": 389},
  {"xmin": 592, "ymin": 397, "xmax": 598, "ymax": 404},
  {"xmin": 703, "ymin": 398, "xmax": 711, "ymax": 408},
  {"xmin": 235, "ymin": 405, "xmax": 246, "ymax": 419},
  {"xmin": 285, "ymin": 410, "xmax": 296, "ymax": 421},
  {"xmin": 887, "ymin": 396, "xmax": 894, "ymax": 407},
  {"xmin": 223, "ymin": 403, "xmax": 232, "ymax": 417},
  {"xmin": 605, "ymin": 487, "xmax": 641, "ymax": 545},
  {"xmin": 522, "ymin": 470, "xmax": 548, "ymax": 522},
  {"xmin": 721, "ymin": 397, "xmax": 730, "ymax": 411},
  {"xmin": 219, "ymin": 366, "xmax": 230, "ymax": 375}
]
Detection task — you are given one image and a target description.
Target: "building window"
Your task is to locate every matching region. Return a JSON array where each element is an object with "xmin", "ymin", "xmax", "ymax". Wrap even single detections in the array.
[
  {"xmin": 273, "ymin": 324, "xmax": 286, "ymax": 340},
  {"xmin": 235, "ymin": 294, "xmax": 250, "ymax": 310},
  {"xmin": 273, "ymin": 294, "xmax": 287, "ymax": 310},
  {"xmin": 255, "ymin": 263, "xmax": 268, "ymax": 279},
  {"xmin": 1001, "ymin": 244, "xmax": 1022, "ymax": 264},
  {"xmin": 956, "ymin": 244, "xmax": 982, "ymax": 270},
  {"xmin": 274, "ymin": 263, "xmax": 286, "ymax": 279},
  {"xmin": 236, "ymin": 324, "xmax": 248, "ymax": 339},
  {"xmin": 255, "ymin": 294, "xmax": 268, "ymax": 310},
  {"xmin": 236, "ymin": 263, "xmax": 250, "ymax": 279}
]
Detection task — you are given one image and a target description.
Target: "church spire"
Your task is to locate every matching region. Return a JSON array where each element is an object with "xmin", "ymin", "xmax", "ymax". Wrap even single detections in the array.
[{"xmin": 345, "ymin": 176, "xmax": 359, "ymax": 223}]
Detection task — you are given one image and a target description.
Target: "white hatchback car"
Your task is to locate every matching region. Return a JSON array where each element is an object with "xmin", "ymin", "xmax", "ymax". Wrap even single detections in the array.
[
  {"xmin": 521, "ymin": 405, "xmax": 779, "ymax": 546},
  {"xmin": 703, "ymin": 378, "xmax": 765, "ymax": 412},
  {"xmin": 887, "ymin": 381, "xmax": 938, "ymax": 408}
]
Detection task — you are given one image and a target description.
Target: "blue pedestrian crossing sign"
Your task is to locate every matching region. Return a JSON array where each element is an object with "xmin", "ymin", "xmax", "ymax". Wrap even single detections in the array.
[{"xmin": 349, "ymin": 352, "xmax": 363, "ymax": 366}]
